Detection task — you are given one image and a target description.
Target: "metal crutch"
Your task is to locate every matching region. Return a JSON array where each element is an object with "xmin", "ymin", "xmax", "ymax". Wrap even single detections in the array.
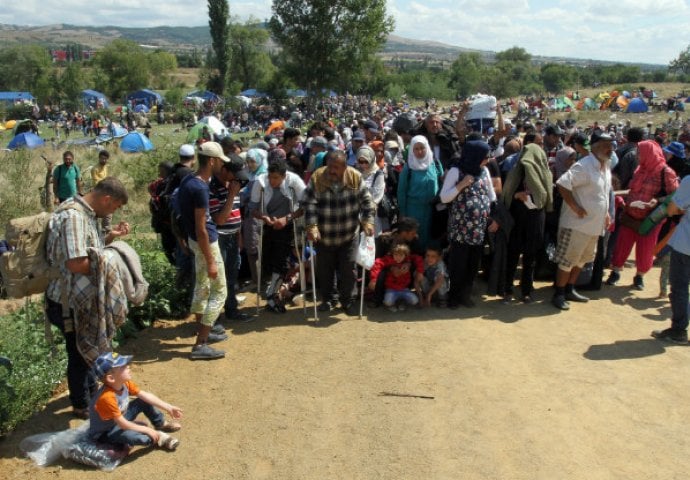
[
  {"xmin": 308, "ymin": 239, "xmax": 318, "ymax": 321},
  {"xmin": 289, "ymin": 195, "xmax": 307, "ymax": 315},
  {"xmin": 256, "ymin": 187, "xmax": 264, "ymax": 315},
  {"xmin": 359, "ymin": 263, "xmax": 366, "ymax": 319}
]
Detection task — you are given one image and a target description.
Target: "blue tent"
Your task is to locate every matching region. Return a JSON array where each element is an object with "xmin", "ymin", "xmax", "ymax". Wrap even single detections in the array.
[
  {"xmin": 7, "ymin": 132, "xmax": 45, "ymax": 150},
  {"xmin": 0, "ymin": 91, "xmax": 35, "ymax": 105},
  {"xmin": 286, "ymin": 89, "xmax": 307, "ymax": 97},
  {"xmin": 81, "ymin": 89, "xmax": 109, "ymax": 109},
  {"xmin": 626, "ymin": 98, "xmax": 649, "ymax": 113},
  {"xmin": 186, "ymin": 90, "xmax": 223, "ymax": 103},
  {"xmin": 134, "ymin": 104, "xmax": 150, "ymax": 113},
  {"xmin": 125, "ymin": 89, "xmax": 163, "ymax": 108},
  {"xmin": 240, "ymin": 88, "xmax": 269, "ymax": 98},
  {"xmin": 120, "ymin": 132, "xmax": 153, "ymax": 152}
]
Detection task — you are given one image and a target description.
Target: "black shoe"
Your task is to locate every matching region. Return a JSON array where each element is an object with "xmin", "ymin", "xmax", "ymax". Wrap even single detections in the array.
[
  {"xmin": 342, "ymin": 302, "xmax": 359, "ymax": 316},
  {"xmin": 551, "ymin": 294, "xmax": 570, "ymax": 310},
  {"xmin": 565, "ymin": 289, "xmax": 589, "ymax": 303},
  {"xmin": 225, "ymin": 310, "xmax": 254, "ymax": 322},
  {"xmin": 207, "ymin": 331, "xmax": 228, "ymax": 343},
  {"xmin": 605, "ymin": 271, "xmax": 620, "ymax": 286},
  {"xmin": 633, "ymin": 275, "xmax": 644, "ymax": 291},
  {"xmin": 522, "ymin": 295, "xmax": 535, "ymax": 304},
  {"xmin": 651, "ymin": 328, "xmax": 688, "ymax": 344},
  {"xmin": 459, "ymin": 297, "xmax": 476, "ymax": 308},
  {"xmin": 318, "ymin": 301, "xmax": 334, "ymax": 312}
]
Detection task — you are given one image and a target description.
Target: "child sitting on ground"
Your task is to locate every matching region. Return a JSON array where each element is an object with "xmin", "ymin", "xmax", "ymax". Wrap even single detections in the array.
[
  {"xmin": 368, "ymin": 243, "xmax": 424, "ymax": 312},
  {"xmin": 88, "ymin": 352, "xmax": 183, "ymax": 453},
  {"xmin": 420, "ymin": 245, "xmax": 449, "ymax": 308}
]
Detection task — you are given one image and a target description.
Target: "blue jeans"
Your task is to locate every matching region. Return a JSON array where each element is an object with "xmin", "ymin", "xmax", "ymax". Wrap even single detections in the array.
[
  {"xmin": 96, "ymin": 398, "xmax": 164, "ymax": 447},
  {"xmin": 384, "ymin": 289, "xmax": 419, "ymax": 306},
  {"xmin": 670, "ymin": 248, "xmax": 690, "ymax": 332},
  {"xmin": 218, "ymin": 232, "xmax": 240, "ymax": 314}
]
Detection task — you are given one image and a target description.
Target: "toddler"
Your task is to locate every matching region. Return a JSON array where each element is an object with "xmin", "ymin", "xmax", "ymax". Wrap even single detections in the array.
[
  {"xmin": 369, "ymin": 243, "xmax": 424, "ymax": 312},
  {"xmin": 421, "ymin": 246, "xmax": 449, "ymax": 307}
]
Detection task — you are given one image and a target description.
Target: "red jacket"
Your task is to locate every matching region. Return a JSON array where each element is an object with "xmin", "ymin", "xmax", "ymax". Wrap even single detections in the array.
[{"xmin": 370, "ymin": 253, "xmax": 424, "ymax": 291}]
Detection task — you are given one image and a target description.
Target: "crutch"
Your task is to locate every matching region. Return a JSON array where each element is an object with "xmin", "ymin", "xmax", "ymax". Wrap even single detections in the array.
[
  {"xmin": 359, "ymin": 263, "xmax": 366, "ymax": 319},
  {"xmin": 289, "ymin": 194, "xmax": 307, "ymax": 315},
  {"xmin": 308, "ymin": 239, "xmax": 318, "ymax": 321},
  {"xmin": 256, "ymin": 187, "xmax": 264, "ymax": 315}
]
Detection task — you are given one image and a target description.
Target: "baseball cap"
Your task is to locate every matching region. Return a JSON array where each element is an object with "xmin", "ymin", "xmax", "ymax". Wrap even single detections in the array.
[
  {"xmin": 179, "ymin": 144, "xmax": 195, "ymax": 157},
  {"xmin": 385, "ymin": 140, "xmax": 399, "ymax": 150},
  {"xmin": 198, "ymin": 141, "xmax": 230, "ymax": 162},
  {"xmin": 545, "ymin": 124, "xmax": 564, "ymax": 136},
  {"xmin": 363, "ymin": 119, "xmax": 379, "ymax": 133},
  {"xmin": 590, "ymin": 130, "xmax": 613, "ymax": 145},
  {"xmin": 93, "ymin": 352, "xmax": 132, "ymax": 379},
  {"xmin": 351, "ymin": 130, "xmax": 366, "ymax": 141},
  {"xmin": 224, "ymin": 153, "xmax": 250, "ymax": 181}
]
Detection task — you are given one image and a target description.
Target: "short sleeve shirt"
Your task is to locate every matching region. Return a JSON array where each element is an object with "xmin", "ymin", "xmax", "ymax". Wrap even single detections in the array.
[
  {"xmin": 178, "ymin": 175, "xmax": 218, "ymax": 243},
  {"xmin": 88, "ymin": 380, "xmax": 140, "ymax": 438},
  {"xmin": 53, "ymin": 163, "xmax": 81, "ymax": 199}
]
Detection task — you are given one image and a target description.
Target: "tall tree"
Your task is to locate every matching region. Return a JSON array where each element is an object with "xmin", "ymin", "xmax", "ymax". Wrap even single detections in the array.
[
  {"xmin": 269, "ymin": 0, "xmax": 394, "ymax": 95},
  {"xmin": 208, "ymin": 0, "xmax": 231, "ymax": 95},
  {"xmin": 670, "ymin": 45, "xmax": 690, "ymax": 74},
  {"xmin": 229, "ymin": 20, "xmax": 274, "ymax": 91},
  {"xmin": 0, "ymin": 45, "xmax": 53, "ymax": 99},
  {"xmin": 448, "ymin": 52, "xmax": 485, "ymax": 97},
  {"xmin": 93, "ymin": 39, "xmax": 149, "ymax": 100},
  {"xmin": 540, "ymin": 63, "xmax": 577, "ymax": 93}
]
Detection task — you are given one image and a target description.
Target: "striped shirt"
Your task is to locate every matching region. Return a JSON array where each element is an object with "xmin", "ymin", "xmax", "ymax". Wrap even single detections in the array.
[{"xmin": 209, "ymin": 176, "xmax": 242, "ymax": 235}]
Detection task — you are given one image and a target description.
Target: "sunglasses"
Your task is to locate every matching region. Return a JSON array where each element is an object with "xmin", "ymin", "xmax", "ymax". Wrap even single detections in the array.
[{"xmin": 357, "ymin": 159, "xmax": 369, "ymax": 164}]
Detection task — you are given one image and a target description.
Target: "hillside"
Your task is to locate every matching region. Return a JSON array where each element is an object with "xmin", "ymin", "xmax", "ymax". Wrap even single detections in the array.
[{"xmin": 0, "ymin": 23, "xmax": 665, "ymax": 70}]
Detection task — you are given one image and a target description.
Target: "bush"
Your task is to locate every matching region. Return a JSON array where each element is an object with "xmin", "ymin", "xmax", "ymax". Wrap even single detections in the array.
[{"xmin": 0, "ymin": 300, "xmax": 67, "ymax": 435}]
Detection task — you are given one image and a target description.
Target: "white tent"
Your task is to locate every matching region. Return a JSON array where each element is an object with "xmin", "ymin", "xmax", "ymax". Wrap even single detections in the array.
[{"xmin": 199, "ymin": 116, "xmax": 229, "ymax": 138}]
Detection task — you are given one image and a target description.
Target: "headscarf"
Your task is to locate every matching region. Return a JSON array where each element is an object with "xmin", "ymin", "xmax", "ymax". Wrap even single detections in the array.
[
  {"xmin": 356, "ymin": 145, "xmax": 377, "ymax": 178},
  {"xmin": 369, "ymin": 140, "xmax": 385, "ymax": 169},
  {"xmin": 554, "ymin": 147, "xmax": 576, "ymax": 179},
  {"xmin": 407, "ymin": 135, "xmax": 433, "ymax": 171},
  {"xmin": 246, "ymin": 148, "xmax": 268, "ymax": 181},
  {"xmin": 457, "ymin": 140, "xmax": 489, "ymax": 176},
  {"xmin": 627, "ymin": 139, "xmax": 673, "ymax": 201}
]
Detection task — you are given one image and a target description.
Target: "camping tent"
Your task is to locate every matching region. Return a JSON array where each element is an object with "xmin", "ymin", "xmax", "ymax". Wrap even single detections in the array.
[
  {"xmin": 186, "ymin": 90, "xmax": 223, "ymax": 104},
  {"xmin": 186, "ymin": 116, "xmax": 229, "ymax": 143},
  {"xmin": 7, "ymin": 132, "xmax": 44, "ymax": 150},
  {"xmin": 125, "ymin": 89, "xmax": 163, "ymax": 108},
  {"xmin": 81, "ymin": 89, "xmax": 109, "ymax": 109},
  {"xmin": 579, "ymin": 98, "xmax": 598, "ymax": 110},
  {"xmin": 0, "ymin": 92, "xmax": 35, "ymax": 105},
  {"xmin": 616, "ymin": 96, "xmax": 630, "ymax": 110},
  {"xmin": 626, "ymin": 98, "xmax": 649, "ymax": 113},
  {"xmin": 240, "ymin": 89, "xmax": 269, "ymax": 98},
  {"xmin": 120, "ymin": 132, "xmax": 154, "ymax": 152}
]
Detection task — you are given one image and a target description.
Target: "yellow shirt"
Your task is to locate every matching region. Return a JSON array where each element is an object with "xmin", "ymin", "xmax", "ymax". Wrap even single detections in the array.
[{"xmin": 91, "ymin": 164, "xmax": 108, "ymax": 185}]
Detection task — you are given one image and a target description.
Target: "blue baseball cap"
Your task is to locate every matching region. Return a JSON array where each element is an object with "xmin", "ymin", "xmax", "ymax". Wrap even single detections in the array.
[{"xmin": 93, "ymin": 352, "xmax": 133, "ymax": 379}]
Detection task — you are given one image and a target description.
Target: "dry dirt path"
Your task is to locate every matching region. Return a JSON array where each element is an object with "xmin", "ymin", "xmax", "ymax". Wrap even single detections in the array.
[{"xmin": 1, "ymin": 267, "xmax": 689, "ymax": 480}]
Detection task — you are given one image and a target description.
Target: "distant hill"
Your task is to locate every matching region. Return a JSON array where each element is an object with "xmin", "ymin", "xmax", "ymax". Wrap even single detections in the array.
[{"xmin": 0, "ymin": 23, "xmax": 665, "ymax": 70}]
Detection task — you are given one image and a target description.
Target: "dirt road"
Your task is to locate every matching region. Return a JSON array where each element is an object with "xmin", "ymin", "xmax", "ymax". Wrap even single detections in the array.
[{"xmin": 1, "ymin": 267, "xmax": 689, "ymax": 479}]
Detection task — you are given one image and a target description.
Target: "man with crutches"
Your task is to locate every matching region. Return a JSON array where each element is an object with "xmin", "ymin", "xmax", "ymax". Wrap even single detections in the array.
[
  {"xmin": 249, "ymin": 159, "xmax": 306, "ymax": 313},
  {"xmin": 302, "ymin": 150, "xmax": 376, "ymax": 317}
]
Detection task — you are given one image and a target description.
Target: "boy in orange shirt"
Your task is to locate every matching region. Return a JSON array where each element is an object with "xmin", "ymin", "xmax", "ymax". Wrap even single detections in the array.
[{"xmin": 88, "ymin": 352, "xmax": 183, "ymax": 452}]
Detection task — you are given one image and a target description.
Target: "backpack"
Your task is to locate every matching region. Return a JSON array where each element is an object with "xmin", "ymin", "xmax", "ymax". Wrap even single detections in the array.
[
  {"xmin": 148, "ymin": 176, "xmax": 172, "ymax": 233},
  {"xmin": 169, "ymin": 174, "xmax": 194, "ymax": 242},
  {"xmin": 0, "ymin": 213, "xmax": 59, "ymax": 298}
]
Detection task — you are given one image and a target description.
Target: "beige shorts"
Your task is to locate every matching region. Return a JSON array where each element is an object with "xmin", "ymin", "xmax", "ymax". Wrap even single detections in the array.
[{"xmin": 553, "ymin": 227, "xmax": 598, "ymax": 272}]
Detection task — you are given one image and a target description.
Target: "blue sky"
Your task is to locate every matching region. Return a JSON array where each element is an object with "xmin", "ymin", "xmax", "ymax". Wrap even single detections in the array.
[{"xmin": 1, "ymin": 0, "xmax": 687, "ymax": 65}]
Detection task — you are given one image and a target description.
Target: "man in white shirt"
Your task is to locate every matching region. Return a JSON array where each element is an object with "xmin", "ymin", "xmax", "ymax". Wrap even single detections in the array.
[{"xmin": 551, "ymin": 131, "xmax": 613, "ymax": 310}]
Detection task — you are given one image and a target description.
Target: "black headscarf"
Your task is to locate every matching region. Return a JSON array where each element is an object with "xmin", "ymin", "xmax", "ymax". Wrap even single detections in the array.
[{"xmin": 457, "ymin": 140, "xmax": 490, "ymax": 176}]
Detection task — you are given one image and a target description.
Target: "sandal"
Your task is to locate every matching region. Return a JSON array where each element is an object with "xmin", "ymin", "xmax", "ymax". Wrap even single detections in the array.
[{"xmin": 159, "ymin": 420, "xmax": 182, "ymax": 432}]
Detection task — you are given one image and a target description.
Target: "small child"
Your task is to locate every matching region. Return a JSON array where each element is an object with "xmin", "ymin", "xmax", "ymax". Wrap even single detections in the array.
[
  {"xmin": 88, "ymin": 352, "xmax": 183, "ymax": 453},
  {"xmin": 421, "ymin": 245, "xmax": 449, "ymax": 308},
  {"xmin": 369, "ymin": 243, "xmax": 424, "ymax": 312}
]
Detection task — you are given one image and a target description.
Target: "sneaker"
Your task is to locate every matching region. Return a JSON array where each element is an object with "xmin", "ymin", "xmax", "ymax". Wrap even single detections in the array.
[
  {"xmin": 605, "ymin": 271, "xmax": 620, "ymax": 286},
  {"xmin": 210, "ymin": 323, "xmax": 225, "ymax": 335},
  {"xmin": 386, "ymin": 305, "xmax": 398, "ymax": 313},
  {"xmin": 565, "ymin": 289, "xmax": 589, "ymax": 303},
  {"xmin": 551, "ymin": 294, "xmax": 570, "ymax": 310},
  {"xmin": 207, "ymin": 331, "xmax": 228, "ymax": 343},
  {"xmin": 633, "ymin": 275, "xmax": 644, "ymax": 291},
  {"xmin": 318, "ymin": 301, "xmax": 334, "ymax": 312},
  {"xmin": 651, "ymin": 328, "xmax": 688, "ymax": 344},
  {"xmin": 157, "ymin": 431, "xmax": 180, "ymax": 451},
  {"xmin": 190, "ymin": 343, "xmax": 225, "ymax": 360},
  {"xmin": 235, "ymin": 295, "xmax": 247, "ymax": 305}
]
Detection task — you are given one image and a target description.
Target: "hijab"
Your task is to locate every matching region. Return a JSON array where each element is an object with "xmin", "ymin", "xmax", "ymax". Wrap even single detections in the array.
[
  {"xmin": 369, "ymin": 140, "xmax": 385, "ymax": 169},
  {"xmin": 246, "ymin": 148, "xmax": 268, "ymax": 181},
  {"xmin": 407, "ymin": 135, "xmax": 433, "ymax": 171},
  {"xmin": 554, "ymin": 147, "xmax": 576, "ymax": 179},
  {"xmin": 356, "ymin": 145, "xmax": 377, "ymax": 178},
  {"xmin": 458, "ymin": 140, "xmax": 489, "ymax": 176}
]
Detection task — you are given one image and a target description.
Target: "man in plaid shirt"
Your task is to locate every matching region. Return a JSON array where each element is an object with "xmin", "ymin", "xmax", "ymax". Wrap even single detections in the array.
[{"xmin": 303, "ymin": 150, "xmax": 375, "ymax": 315}]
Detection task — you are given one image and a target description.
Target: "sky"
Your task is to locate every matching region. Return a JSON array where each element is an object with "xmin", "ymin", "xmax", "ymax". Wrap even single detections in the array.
[{"xmin": 1, "ymin": 0, "xmax": 687, "ymax": 65}]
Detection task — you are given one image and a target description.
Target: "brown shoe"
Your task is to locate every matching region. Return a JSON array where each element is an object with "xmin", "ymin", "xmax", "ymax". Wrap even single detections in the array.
[{"xmin": 159, "ymin": 420, "xmax": 182, "ymax": 432}]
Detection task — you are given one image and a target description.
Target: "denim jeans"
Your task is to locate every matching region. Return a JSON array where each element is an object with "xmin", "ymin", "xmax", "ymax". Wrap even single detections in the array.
[
  {"xmin": 218, "ymin": 232, "xmax": 240, "ymax": 314},
  {"xmin": 670, "ymin": 248, "xmax": 690, "ymax": 332},
  {"xmin": 45, "ymin": 297, "xmax": 97, "ymax": 410},
  {"xmin": 383, "ymin": 289, "xmax": 419, "ymax": 306},
  {"xmin": 96, "ymin": 398, "xmax": 164, "ymax": 447}
]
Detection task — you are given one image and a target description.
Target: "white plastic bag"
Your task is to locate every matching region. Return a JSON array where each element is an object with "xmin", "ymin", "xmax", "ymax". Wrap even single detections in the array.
[
  {"xmin": 465, "ymin": 94, "xmax": 497, "ymax": 120},
  {"xmin": 355, "ymin": 233, "xmax": 375, "ymax": 270}
]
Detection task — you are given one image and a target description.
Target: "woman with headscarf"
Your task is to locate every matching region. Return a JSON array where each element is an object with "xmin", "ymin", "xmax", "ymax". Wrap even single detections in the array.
[
  {"xmin": 440, "ymin": 140, "xmax": 497, "ymax": 308},
  {"xmin": 241, "ymin": 148, "xmax": 268, "ymax": 287},
  {"xmin": 500, "ymin": 143, "xmax": 553, "ymax": 303},
  {"xmin": 607, "ymin": 140, "xmax": 679, "ymax": 290},
  {"xmin": 356, "ymin": 145, "xmax": 388, "ymax": 234},
  {"xmin": 397, "ymin": 135, "xmax": 443, "ymax": 249}
]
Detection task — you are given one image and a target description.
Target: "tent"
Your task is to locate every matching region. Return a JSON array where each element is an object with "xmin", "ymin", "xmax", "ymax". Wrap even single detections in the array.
[
  {"xmin": 134, "ymin": 104, "xmax": 150, "ymax": 113},
  {"xmin": 579, "ymin": 98, "xmax": 598, "ymax": 110},
  {"xmin": 0, "ymin": 92, "xmax": 35, "ymax": 105},
  {"xmin": 616, "ymin": 96, "xmax": 630, "ymax": 110},
  {"xmin": 626, "ymin": 98, "xmax": 649, "ymax": 113},
  {"xmin": 7, "ymin": 132, "xmax": 44, "ymax": 150},
  {"xmin": 81, "ymin": 89, "xmax": 109, "ymax": 109},
  {"xmin": 286, "ymin": 89, "xmax": 307, "ymax": 97},
  {"xmin": 120, "ymin": 132, "xmax": 154, "ymax": 152},
  {"xmin": 266, "ymin": 120, "xmax": 286, "ymax": 135},
  {"xmin": 4, "ymin": 120, "xmax": 16, "ymax": 129},
  {"xmin": 125, "ymin": 89, "xmax": 163, "ymax": 108},
  {"xmin": 240, "ymin": 88, "xmax": 268, "ymax": 98},
  {"xmin": 186, "ymin": 90, "xmax": 223, "ymax": 104},
  {"xmin": 186, "ymin": 116, "xmax": 229, "ymax": 143}
]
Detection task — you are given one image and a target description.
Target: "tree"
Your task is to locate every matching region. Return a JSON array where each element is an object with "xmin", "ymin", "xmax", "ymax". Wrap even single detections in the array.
[
  {"xmin": 0, "ymin": 45, "xmax": 53, "ymax": 100},
  {"xmin": 448, "ymin": 52, "xmax": 485, "ymax": 97},
  {"xmin": 208, "ymin": 0, "xmax": 231, "ymax": 95},
  {"xmin": 670, "ymin": 45, "xmax": 690, "ymax": 74},
  {"xmin": 59, "ymin": 62, "xmax": 87, "ymax": 109},
  {"xmin": 269, "ymin": 0, "xmax": 394, "ymax": 95},
  {"xmin": 148, "ymin": 50, "xmax": 178, "ymax": 90},
  {"xmin": 93, "ymin": 39, "xmax": 149, "ymax": 100},
  {"xmin": 540, "ymin": 63, "xmax": 577, "ymax": 93},
  {"xmin": 229, "ymin": 20, "xmax": 274, "ymax": 91}
]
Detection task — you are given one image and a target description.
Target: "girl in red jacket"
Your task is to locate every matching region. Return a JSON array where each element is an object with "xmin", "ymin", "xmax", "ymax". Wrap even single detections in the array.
[{"xmin": 368, "ymin": 243, "xmax": 424, "ymax": 312}]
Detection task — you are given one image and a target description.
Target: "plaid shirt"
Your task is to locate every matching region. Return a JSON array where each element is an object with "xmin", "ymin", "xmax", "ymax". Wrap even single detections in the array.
[
  {"xmin": 303, "ymin": 168, "xmax": 375, "ymax": 247},
  {"xmin": 46, "ymin": 196, "xmax": 104, "ymax": 325}
]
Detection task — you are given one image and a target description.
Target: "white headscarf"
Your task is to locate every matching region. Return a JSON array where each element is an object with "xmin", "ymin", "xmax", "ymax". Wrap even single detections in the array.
[{"xmin": 407, "ymin": 135, "xmax": 433, "ymax": 171}]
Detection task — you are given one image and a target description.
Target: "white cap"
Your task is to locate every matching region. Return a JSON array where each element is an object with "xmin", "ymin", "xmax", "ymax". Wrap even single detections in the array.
[{"xmin": 179, "ymin": 144, "xmax": 195, "ymax": 157}]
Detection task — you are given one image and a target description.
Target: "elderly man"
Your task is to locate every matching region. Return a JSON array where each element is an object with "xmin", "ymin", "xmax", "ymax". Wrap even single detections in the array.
[
  {"xmin": 412, "ymin": 112, "xmax": 461, "ymax": 170},
  {"xmin": 551, "ymin": 131, "xmax": 613, "ymax": 310},
  {"xmin": 303, "ymin": 150, "xmax": 376, "ymax": 315}
]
